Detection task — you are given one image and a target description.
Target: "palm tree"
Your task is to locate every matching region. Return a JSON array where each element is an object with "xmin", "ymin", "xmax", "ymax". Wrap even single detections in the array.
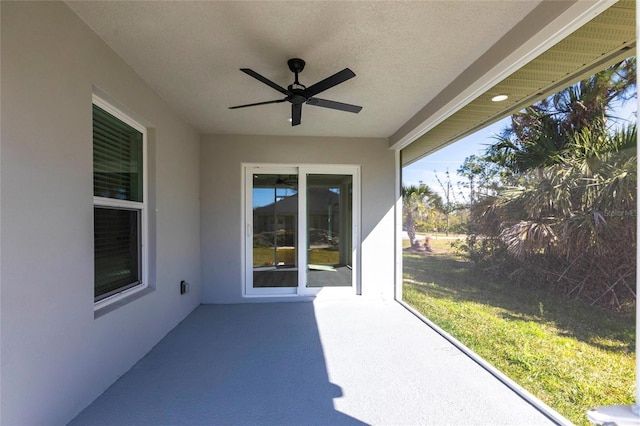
[
  {"xmin": 486, "ymin": 58, "xmax": 636, "ymax": 175},
  {"xmin": 402, "ymin": 183, "xmax": 440, "ymax": 247},
  {"xmin": 472, "ymin": 124, "xmax": 636, "ymax": 307},
  {"xmin": 465, "ymin": 57, "xmax": 636, "ymax": 307}
]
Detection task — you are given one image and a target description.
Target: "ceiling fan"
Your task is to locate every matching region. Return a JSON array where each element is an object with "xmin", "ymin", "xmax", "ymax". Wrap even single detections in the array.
[{"xmin": 229, "ymin": 58, "xmax": 362, "ymax": 126}]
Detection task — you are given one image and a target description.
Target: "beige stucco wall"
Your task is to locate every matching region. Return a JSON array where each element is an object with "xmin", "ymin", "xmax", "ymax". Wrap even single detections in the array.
[
  {"xmin": 200, "ymin": 135, "xmax": 396, "ymax": 303},
  {"xmin": 1, "ymin": 2, "xmax": 201, "ymax": 424}
]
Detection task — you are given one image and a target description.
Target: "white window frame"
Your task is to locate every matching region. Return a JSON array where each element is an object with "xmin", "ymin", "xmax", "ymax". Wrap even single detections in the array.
[{"xmin": 93, "ymin": 94, "xmax": 149, "ymax": 310}]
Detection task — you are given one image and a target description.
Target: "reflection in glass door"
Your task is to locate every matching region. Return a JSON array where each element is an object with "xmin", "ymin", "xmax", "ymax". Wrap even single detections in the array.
[
  {"xmin": 306, "ymin": 174, "xmax": 353, "ymax": 287},
  {"xmin": 252, "ymin": 174, "xmax": 298, "ymax": 288},
  {"xmin": 245, "ymin": 165, "xmax": 358, "ymax": 296}
]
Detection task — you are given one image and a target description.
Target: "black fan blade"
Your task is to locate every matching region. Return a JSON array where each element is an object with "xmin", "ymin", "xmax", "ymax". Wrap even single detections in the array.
[
  {"xmin": 306, "ymin": 98, "xmax": 362, "ymax": 113},
  {"xmin": 229, "ymin": 98, "xmax": 287, "ymax": 109},
  {"xmin": 291, "ymin": 103, "xmax": 302, "ymax": 126},
  {"xmin": 240, "ymin": 68, "xmax": 292, "ymax": 96},
  {"xmin": 304, "ymin": 68, "xmax": 356, "ymax": 97}
]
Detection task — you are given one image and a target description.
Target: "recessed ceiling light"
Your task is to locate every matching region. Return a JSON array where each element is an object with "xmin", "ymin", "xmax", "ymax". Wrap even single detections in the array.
[{"xmin": 491, "ymin": 94, "xmax": 509, "ymax": 102}]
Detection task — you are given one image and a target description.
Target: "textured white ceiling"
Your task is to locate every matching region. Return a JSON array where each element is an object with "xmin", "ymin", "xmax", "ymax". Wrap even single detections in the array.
[{"xmin": 67, "ymin": 1, "xmax": 542, "ymax": 138}]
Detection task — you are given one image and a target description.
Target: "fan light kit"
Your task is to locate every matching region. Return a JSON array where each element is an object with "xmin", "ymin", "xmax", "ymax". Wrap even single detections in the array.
[{"xmin": 229, "ymin": 58, "xmax": 362, "ymax": 126}]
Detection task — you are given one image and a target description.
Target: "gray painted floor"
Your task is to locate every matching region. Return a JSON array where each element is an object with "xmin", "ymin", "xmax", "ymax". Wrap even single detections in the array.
[{"xmin": 70, "ymin": 299, "xmax": 556, "ymax": 425}]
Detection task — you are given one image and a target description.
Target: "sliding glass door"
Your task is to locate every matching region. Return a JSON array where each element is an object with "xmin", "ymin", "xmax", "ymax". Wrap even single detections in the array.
[
  {"xmin": 245, "ymin": 165, "xmax": 358, "ymax": 296},
  {"xmin": 306, "ymin": 173, "xmax": 353, "ymax": 288},
  {"xmin": 246, "ymin": 167, "xmax": 299, "ymax": 295}
]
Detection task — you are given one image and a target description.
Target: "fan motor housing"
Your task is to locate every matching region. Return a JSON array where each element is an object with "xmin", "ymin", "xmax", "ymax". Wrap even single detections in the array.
[{"xmin": 287, "ymin": 88, "xmax": 307, "ymax": 105}]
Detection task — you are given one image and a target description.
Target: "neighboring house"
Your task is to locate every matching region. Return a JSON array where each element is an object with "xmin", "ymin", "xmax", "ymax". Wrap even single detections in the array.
[
  {"xmin": 1, "ymin": 1, "xmax": 634, "ymax": 424},
  {"xmin": 253, "ymin": 187, "xmax": 341, "ymax": 238}
]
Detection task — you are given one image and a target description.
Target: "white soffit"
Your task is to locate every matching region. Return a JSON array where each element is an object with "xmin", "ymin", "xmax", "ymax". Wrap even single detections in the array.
[{"xmin": 399, "ymin": 0, "xmax": 636, "ymax": 166}]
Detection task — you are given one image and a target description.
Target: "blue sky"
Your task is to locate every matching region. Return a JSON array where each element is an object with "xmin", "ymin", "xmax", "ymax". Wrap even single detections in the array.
[
  {"xmin": 253, "ymin": 186, "xmax": 297, "ymax": 209},
  {"xmin": 402, "ymin": 119, "xmax": 507, "ymax": 201}
]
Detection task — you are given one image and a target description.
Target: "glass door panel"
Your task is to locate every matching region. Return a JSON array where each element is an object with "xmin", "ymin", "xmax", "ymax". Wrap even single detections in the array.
[
  {"xmin": 306, "ymin": 174, "xmax": 353, "ymax": 288},
  {"xmin": 252, "ymin": 173, "xmax": 298, "ymax": 288}
]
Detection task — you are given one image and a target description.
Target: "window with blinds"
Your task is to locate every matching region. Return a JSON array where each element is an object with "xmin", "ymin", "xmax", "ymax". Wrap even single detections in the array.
[
  {"xmin": 94, "ymin": 207, "xmax": 140, "ymax": 299},
  {"xmin": 93, "ymin": 97, "xmax": 146, "ymax": 305},
  {"xmin": 93, "ymin": 104, "xmax": 143, "ymax": 202}
]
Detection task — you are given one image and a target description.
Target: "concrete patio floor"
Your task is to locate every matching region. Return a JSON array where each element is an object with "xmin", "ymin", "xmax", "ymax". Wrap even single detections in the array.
[{"xmin": 70, "ymin": 299, "xmax": 559, "ymax": 425}]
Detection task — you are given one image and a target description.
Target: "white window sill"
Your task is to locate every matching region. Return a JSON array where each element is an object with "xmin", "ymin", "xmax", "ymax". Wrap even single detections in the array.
[{"xmin": 94, "ymin": 286, "xmax": 154, "ymax": 319}]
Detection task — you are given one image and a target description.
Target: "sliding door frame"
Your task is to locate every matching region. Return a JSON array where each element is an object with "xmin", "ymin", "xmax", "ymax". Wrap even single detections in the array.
[{"xmin": 242, "ymin": 163, "xmax": 361, "ymax": 298}]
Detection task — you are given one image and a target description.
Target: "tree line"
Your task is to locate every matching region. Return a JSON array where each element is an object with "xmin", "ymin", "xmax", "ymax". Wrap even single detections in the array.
[{"xmin": 404, "ymin": 57, "xmax": 636, "ymax": 311}]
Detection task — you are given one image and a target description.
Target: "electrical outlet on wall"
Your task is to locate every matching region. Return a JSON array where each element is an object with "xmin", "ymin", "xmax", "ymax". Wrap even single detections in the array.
[{"xmin": 180, "ymin": 280, "xmax": 189, "ymax": 295}]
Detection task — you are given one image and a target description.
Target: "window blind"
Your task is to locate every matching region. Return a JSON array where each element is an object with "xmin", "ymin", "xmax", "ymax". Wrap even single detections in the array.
[
  {"xmin": 94, "ymin": 207, "xmax": 140, "ymax": 300},
  {"xmin": 93, "ymin": 104, "xmax": 143, "ymax": 202}
]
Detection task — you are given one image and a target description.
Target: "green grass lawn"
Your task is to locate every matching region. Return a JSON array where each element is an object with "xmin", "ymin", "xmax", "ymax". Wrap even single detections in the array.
[
  {"xmin": 403, "ymin": 249, "xmax": 635, "ymax": 425},
  {"xmin": 402, "ymin": 235, "xmax": 463, "ymax": 251},
  {"xmin": 253, "ymin": 247, "xmax": 338, "ymax": 266}
]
